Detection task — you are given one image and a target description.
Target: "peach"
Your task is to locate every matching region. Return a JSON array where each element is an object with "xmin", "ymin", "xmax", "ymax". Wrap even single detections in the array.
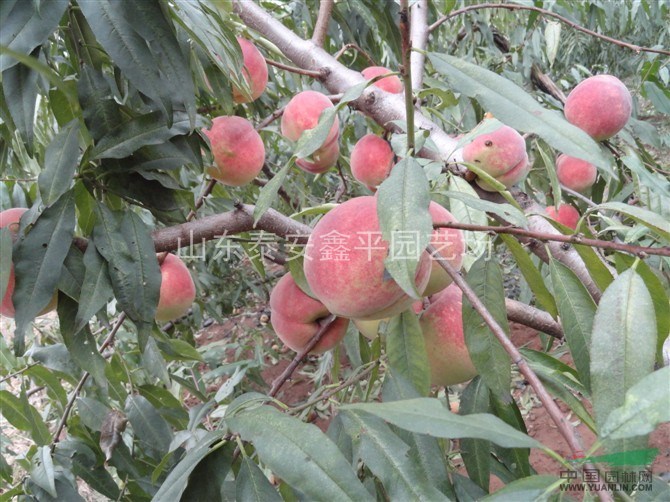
[
  {"xmin": 462, "ymin": 121, "xmax": 527, "ymax": 177},
  {"xmin": 280, "ymin": 90, "xmax": 339, "ymax": 146},
  {"xmin": 269, "ymin": 273, "xmax": 349, "ymax": 353},
  {"xmin": 353, "ymin": 301, "xmax": 424, "ymax": 339},
  {"xmin": 304, "ymin": 196, "xmax": 431, "ymax": 320},
  {"xmin": 419, "ymin": 283, "xmax": 477, "ymax": 386},
  {"xmin": 475, "ymin": 152, "xmax": 530, "ymax": 192},
  {"xmin": 296, "ymin": 136, "xmax": 340, "ymax": 174},
  {"xmin": 0, "ymin": 208, "xmax": 57, "ymax": 318},
  {"xmin": 555, "ymin": 154, "xmax": 597, "ymax": 193},
  {"xmin": 545, "ymin": 204, "xmax": 580, "ymax": 230},
  {"xmin": 156, "ymin": 254, "xmax": 196, "ymax": 322},
  {"xmin": 564, "ymin": 75, "xmax": 632, "ymax": 141},
  {"xmin": 424, "ymin": 202, "xmax": 465, "ymax": 296},
  {"xmin": 232, "ymin": 37, "xmax": 269, "ymax": 104},
  {"xmin": 203, "ymin": 116, "xmax": 265, "ymax": 186},
  {"xmin": 350, "ymin": 134, "xmax": 394, "ymax": 189},
  {"xmin": 361, "ymin": 66, "xmax": 403, "ymax": 94}
]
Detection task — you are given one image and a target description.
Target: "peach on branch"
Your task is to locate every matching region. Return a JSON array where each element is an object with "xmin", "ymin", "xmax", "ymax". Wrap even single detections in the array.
[
  {"xmin": 296, "ymin": 136, "xmax": 340, "ymax": 174},
  {"xmin": 350, "ymin": 134, "xmax": 394, "ymax": 189},
  {"xmin": 156, "ymin": 254, "xmax": 196, "ymax": 322},
  {"xmin": 419, "ymin": 283, "xmax": 478, "ymax": 387},
  {"xmin": 304, "ymin": 196, "xmax": 431, "ymax": 320},
  {"xmin": 203, "ymin": 116, "xmax": 265, "ymax": 186},
  {"xmin": 424, "ymin": 202, "xmax": 465, "ymax": 296},
  {"xmin": 555, "ymin": 154, "xmax": 597, "ymax": 193},
  {"xmin": 564, "ymin": 75, "xmax": 632, "ymax": 141},
  {"xmin": 280, "ymin": 90, "xmax": 339, "ymax": 146},
  {"xmin": 269, "ymin": 273, "xmax": 349, "ymax": 353},
  {"xmin": 361, "ymin": 66, "xmax": 403, "ymax": 94},
  {"xmin": 353, "ymin": 301, "xmax": 424, "ymax": 340},
  {"xmin": 232, "ymin": 37, "xmax": 269, "ymax": 104},
  {"xmin": 462, "ymin": 121, "xmax": 527, "ymax": 178},
  {"xmin": 545, "ymin": 204, "xmax": 580, "ymax": 230},
  {"xmin": 475, "ymin": 152, "xmax": 530, "ymax": 192}
]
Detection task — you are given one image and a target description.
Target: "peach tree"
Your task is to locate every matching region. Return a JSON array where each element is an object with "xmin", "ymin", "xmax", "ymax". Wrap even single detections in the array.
[{"xmin": 1, "ymin": 0, "xmax": 669, "ymax": 500}]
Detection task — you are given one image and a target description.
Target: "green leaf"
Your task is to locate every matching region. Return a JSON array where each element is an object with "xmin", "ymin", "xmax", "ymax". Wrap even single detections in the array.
[
  {"xmin": 550, "ymin": 259, "xmax": 597, "ymax": 393},
  {"xmin": 427, "ymin": 53, "xmax": 611, "ymax": 174},
  {"xmin": 442, "ymin": 190, "xmax": 527, "ymax": 228},
  {"xmin": 58, "ymin": 245, "xmax": 85, "ymax": 301},
  {"xmin": 2, "ymin": 58, "xmax": 39, "ymax": 153},
  {"xmin": 482, "ymin": 475, "xmax": 562, "ymax": 501},
  {"xmin": 572, "ymin": 241, "xmax": 614, "ymax": 293},
  {"xmin": 294, "ymin": 107, "xmax": 338, "ymax": 159},
  {"xmin": 341, "ymin": 410, "xmax": 449, "ymax": 501},
  {"xmin": 385, "ymin": 311, "xmax": 430, "ymax": 396},
  {"xmin": 460, "ymin": 377, "xmax": 492, "ymax": 492},
  {"xmin": 593, "ymin": 202, "xmax": 670, "ymax": 242},
  {"xmin": 601, "ymin": 366, "xmax": 670, "ymax": 440},
  {"xmin": 75, "ymin": 244, "xmax": 113, "ymax": 333},
  {"xmin": 125, "ymin": 395, "xmax": 173, "ymax": 458},
  {"xmin": 377, "ymin": 157, "xmax": 432, "ymax": 298},
  {"xmin": 236, "ymin": 458, "xmax": 282, "ymax": 502},
  {"xmin": 227, "ymin": 406, "xmax": 374, "ymax": 501},
  {"xmin": 342, "ymin": 398, "xmax": 542, "ymax": 449},
  {"xmin": 0, "ymin": 390, "xmax": 50, "ymax": 446},
  {"xmin": 13, "ymin": 190, "xmax": 76, "ymax": 354},
  {"xmin": 76, "ymin": 397, "xmax": 110, "ymax": 432},
  {"xmin": 0, "ymin": 0, "xmax": 69, "ymax": 72},
  {"xmin": 490, "ymin": 392, "xmax": 532, "ymax": 479},
  {"xmin": 462, "ymin": 255, "xmax": 511, "ymax": 402},
  {"xmin": 182, "ymin": 442, "xmax": 235, "ymax": 502},
  {"xmin": 545, "ymin": 22, "xmax": 561, "ymax": 67},
  {"xmin": 253, "ymin": 161, "xmax": 292, "ymax": 224},
  {"xmin": 77, "ymin": 65, "xmax": 123, "ymax": 141},
  {"xmin": 591, "ymin": 269, "xmax": 657, "ymax": 452},
  {"xmin": 0, "ymin": 228, "xmax": 11, "ymax": 305},
  {"xmin": 30, "ymin": 446, "xmax": 57, "ymax": 498},
  {"xmin": 38, "ymin": 120, "xmax": 80, "ymax": 206}
]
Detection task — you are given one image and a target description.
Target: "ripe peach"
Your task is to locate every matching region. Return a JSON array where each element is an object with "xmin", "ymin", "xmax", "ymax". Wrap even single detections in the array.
[
  {"xmin": 564, "ymin": 75, "xmax": 632, "ymax": 141},
  {"xmin": 296, "ymin": 136, "xmax": 340, "ymax": 174},
  {"xmin": 424, "ymin": 202, "xmax": 465, "ymax": 296},
  {"xmin": 203, "ymin": 116, "xmax": 265, "ymax": 186},
  {"xmin": 353, "ymin": 301, "xmax": 424, "ymax": 339},
  {"xmin": 475, "ymin": 152, "xmax": 530, "ymax": 192},
  {"xmin": 419, "ymin": 283, "xmax": 477, "ymax": 386},
  {"xmin": 545, "ymin": 204, "xmax": 580, "ymax": 230},
  {"xmin": 463, "ymin": 122, "xmax": 527, "ymax": 177},
  {"xmin": 232, "ymin": 37, "xmax": 269, "ymax": 104},
  {"xmin": 555, "ymin": 154, "xmax": 597, "ymax": 193},
  {"xmin": 304, "ymin": 196, "xmax": 431, "ymax": 320},
  {"xmin": 0, "ymin": 208, "xmax": 57, "ymax": 318},
  {"xmin": 361, "ymin": 66, "xmax": 403, "ymax": 94},
  {"xmin": 350, "ymin": 134, "xmax": 394, "ymax": 189},
  {"xmin": 280, "ymin": 90, "xmax": 339, "ymax": 146},
  {"xmin": 269, "ymin": 273, "xmax": 349, "ymax": 353},
  {"xmin": 156, "ymin": 254, "xmax": 196, "ymax": 322}
]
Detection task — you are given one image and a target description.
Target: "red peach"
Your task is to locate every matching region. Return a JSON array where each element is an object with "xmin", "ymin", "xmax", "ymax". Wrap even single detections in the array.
[
  {"xmin": 232, "ymin": 37, "xmax": 269, "ymax": 104},
  {"xmin": 353, "ymin": 301, "xmax": 424, "ymax": 340},
  {"xmin": 545, "ymin": 204, "xmax": 580, "ymax": 230},
  {"xmin": 463, "ymin": 121, "xmax": 527, "ymax": 178},
  {"xmin": 361, "ymin": 66, "xmax": 403, "ymax": 94},
  {"xmin": 203, "ymin": 116, "xmax": 265, "ymax": 187},
  {"xmin": 156, "ymin": 254, "xmax": 196, "ymax": 322},
  {"xmin": 269, "ymin": 273, "xmax": 349, "ymax": 353},
  {"xmin": 424, "ymin": 202, "xmax": 465, "ymax": 296},
  {"xmin": 296, "ymin": 137, "xmax": 340, "ymax": 174},
  {"xmin": 475, "ymin": 152, "xmax": 530, "ymax": 192},
  {"xmin": 350, "ymin": 134, "xmax": 394, "ymax": 189},
  {"xmin": 280, "ymin": 90, "xmax": 339, "ymax": 146},
  {"xmin": 564, "ymin": 75, "xmax": 632, "ymax": 141},
  {"xmin": 304, "ymin": 196, "xmax": 431, "ymax": 320},
  {"xmin": 555, "ymin": 154, "xmax": 597, "ymax": 193}
]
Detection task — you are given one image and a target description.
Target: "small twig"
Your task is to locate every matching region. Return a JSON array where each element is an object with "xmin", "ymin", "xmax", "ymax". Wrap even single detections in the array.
[
  {"xmin": 265, "ymin": 57, "xmax": 322, "ymax": 78},
  {"xmin": 0, "ymin": 178, "xmax": 37, "ymax": 182},
  {"xmin": 409, "ymin": 0, "xmax": 429, "ymax": 90},
  {"xmin": 268, "ymin": 314, "xmax": 337, "ymax": 397},
  {"xmin": 433, "ymin": 221, "xmax": 670, "ymax": 257},
  {"xmin": 186, "ymin": 179, "xmax": 218, "ymax": 221},
  {"xmin": 333, "ymin": 162, "xmax": 347, "ymax": 203},
  {"xmin": 256, "ymin": 104, "xmax": 287, "ymax": 130},
  {"xmin": 560, "ymin": 186, "xmax": 597, "ymax": 208},
  {"xmin": 505, "ymin": 299, "xmax": 563, "ymax": 339},
  {"xmin": 26, "ymin": 386, "xmax": 45, "ymax": 398},
  {"xmin": 311, "ymin": 0, "xmax": 334, "ymax": 47},
  {"xmin": 399, "ymin": 0, "xmax": 415, "ymax": 153},
  {"xmin": 0, "ymin": 362, "xmax": 37, "ymax": 383},
  {"xmin": 429, "ymin": 3, "xmax": 670, "ymax": 56},
  {"xmin": 333, "ymin": 43, "xmax": 376, "ymax": 65}
]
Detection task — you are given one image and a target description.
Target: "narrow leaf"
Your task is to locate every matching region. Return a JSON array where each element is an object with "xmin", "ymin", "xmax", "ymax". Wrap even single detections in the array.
[
  {"xmin": 594, "ymin": 202, "xmax": 670, "ymax": 242},
  {"xmin": 236, "ymin": 458, "xmax": 282, "ymax": 502},
  {"xmin": 460, "ymin": 377, "xmax": 492, "ymax": 492},
  {"xmin": 482, "ymin": 475, "xmax": 562, "ymax": 501},
  {"xmin": 125, "ymin": 395, "xmax": 173, "ymax": 457},
  {"xmin": 385, "ymin": 311, "xmax": 430, "ymax": 396},
  {"xmin": 75, "ymin": 244, "xmax": 113, "ymax": 333},
  {"xmin": 38, "ymin": 120, "xmax": 80, "ymax": 206},
  {"xmin": 0, "ymin": 228, "xmax": 11, "ymax": 304},
  {"xmin": 253, "ymin": 161, "xmax": 292, "ymax": 224},
  {"xmin": 2, "ymin": 58, "xmax": 39, "ymax": 152}
]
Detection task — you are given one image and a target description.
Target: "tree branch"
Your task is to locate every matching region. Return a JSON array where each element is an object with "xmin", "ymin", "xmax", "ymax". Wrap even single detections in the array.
[
  {"xmin": 399, "ymin": 0, "xmax": 415, "ymax": 152},
  {"xmin": 265, "ymin": 57, "xmax": 323, "ymax": 78},
  {"xmin": 410, "ymin": 0, "xmax": 429, "ymax": 90},
  {"xmin": 333, "ymin": 43, "xmax": 376, "ymax": 66},
  {"xmin": 505, "ymin": 298, "xmax": 563, "ymax": 339},
  {"xmin": 311, "ymin": 0, "xmax": 334, "ymax": 47},
  {"xmin": 429, "ymin": 3, "xmax": 670, "ymax": 57}
]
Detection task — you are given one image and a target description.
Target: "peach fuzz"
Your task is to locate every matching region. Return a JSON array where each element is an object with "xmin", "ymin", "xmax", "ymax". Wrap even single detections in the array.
[
  {"xmin": 304, "ymin": 196, "xmax": 431, "ymax": 320},
  {"xmin": 280, "ymin": 90, "xmax": 339, "ymax": 146},
  {"xmin": 204, "ymin": 116, "xmax": 265, "ymax": 187},
  {"xmin": 424, "ymin": 202, "xmax": 465, "ymax": 297},
  {"xmin": 296, "ymin": 137, "xmax": 340, "ymax": 174},
  {"xmin": 1, "ymin": 208, "xmax": 57, "ymax": 318},
  {"xmin": 556, "ymin": 154, "xmax": 597, "ymax": 193},
  {"xmin": 564, "ymin": 75, "xmax": 632, "ymax": 141},
  {"xmin": 462, "ymin": 122, "xmax": 527, "ymax": 177},
  {"xmin": 545, "ymin": 204, "xmax": 580, "ymax": 230},
  {"xmin": 232, "ymin": 37, "xmax": 269, "ymax": 104},
  {"xmin": 350, "ymin": 134, "xmax": 394, "ymax": 189},
  {"xmin": 269, "ymin": 273, "xmax": 349, "ymax": 353},
  {"xmin": 362, "ymin": 66, "xmax": 403, "ymax": 94},
  {"xmin": 475, "ymin": 152, "xmax": 530, "ymax": 192},
  {"xmin": 419, "ymin": 283, "xmax": 478, "ymax": 386},
  {"xmin": 156, "ymin": 254, "xmax": 196, "ymax": 322}
]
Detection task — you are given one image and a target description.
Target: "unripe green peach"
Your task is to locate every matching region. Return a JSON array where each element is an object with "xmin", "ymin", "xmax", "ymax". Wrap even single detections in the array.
[
  {"xmin": 463, "ymin": 122, "xmax": 527, "ymax": 177},
  {"xmin": 362, "ymin": 66, "xmax": 403, "ymax": 94},
  {"xmin": 564, "ymin": 75, "xmax": 632, "ymax": 141},
  {"xmin": 424, "ymin": 202, "xmax": 465, "ymax": 296},
  {"xmin": 555, "ymin": 154, "xmax": 597, "ymax": 193},
  {"xmin": 232, "ymin": 37, "xmax": 269, "ymax": 104},
  {"xmin": 280, "ymin": 90, "xmax": 339, "ymax": 146},
  {"xmin": 204, "ymin": 116, "xmax": 265, "ymax": 186},
  {"xmin": 545, "ymin": 204, "xmax": 580, "ymax": 230},
  {"xmin": 269, "ymin": 273, "xmax": 349, "ymax": 353},
  {"xmin": 156, "ymin": 254, "xmax": 196, "ymax": 322},
  {"xmin": 350, "ymin": 134, "xmax": 394, "ymax": 189}
]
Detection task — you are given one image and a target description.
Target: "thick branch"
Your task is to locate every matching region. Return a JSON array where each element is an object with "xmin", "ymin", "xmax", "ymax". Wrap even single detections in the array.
[
  {"xmin": 505, "ymin": 298, "xmax": 563, "ymax": 339},
  {"xmin": 410, "ymin": 0, "xmax": 429, "ymax": 89},
  {"xmin": 429, "ymin": 3, "xmax": 670, "ymax": 57},
  {"xmin": 311, "ymin": 0, "xmax": 334, "ymax": 47}
]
